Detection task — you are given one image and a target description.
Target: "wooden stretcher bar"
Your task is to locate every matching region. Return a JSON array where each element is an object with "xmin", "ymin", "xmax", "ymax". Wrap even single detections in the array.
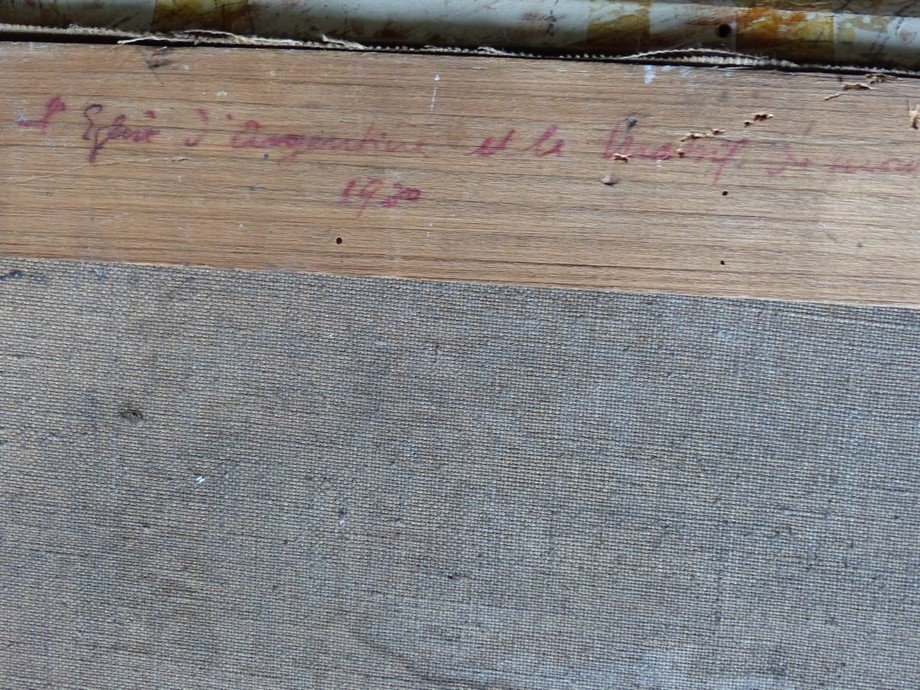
[{"xmin": 1, "ymin": 42, "xmax": 918, "ymax": 305}]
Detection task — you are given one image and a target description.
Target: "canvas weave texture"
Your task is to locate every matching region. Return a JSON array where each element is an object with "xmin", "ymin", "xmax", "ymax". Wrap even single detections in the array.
[{"xmin": 0, "ymin": 260, "xmax": 917, "ymax": 689}]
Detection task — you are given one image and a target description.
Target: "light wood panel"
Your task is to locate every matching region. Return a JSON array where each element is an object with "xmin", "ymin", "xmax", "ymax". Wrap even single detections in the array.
[{"xmin": 1, "ymin": 42, "xmax": 918, "ymax": 305}]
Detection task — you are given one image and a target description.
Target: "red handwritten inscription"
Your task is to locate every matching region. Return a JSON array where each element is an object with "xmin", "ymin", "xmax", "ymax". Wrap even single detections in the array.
[
  {"xmin": 82, "ymin": 104, "xmax": 161, "ymax": 162},
  {"xmin": 470, "ymin": 129, "xmax": 515, "ymax": 157},
  {"xmin": 381, "ymin": 183, "xmax": 422, "ymax": 208},
  {"xmin": 340, "ymin": 178, "xmax": 422, "ymax": 216},
  {"xmin": 229, "ymin": 121, "xmax": 428, "ymax": 161},
  {"xmin": 766, "ymin": 145, "xmax": 812, "ymax": 177},
  {"xmin": 341, "ymin": 178, "xmax": 384, "ymax": 216},
  {"xmin": 523, "ymin": 124, "xmax": 565, "ymax": 157},
  {"xmin": 826, "ymin": 156, "xmax": 918, "ymax": 174},
  {"xmin": 18, "ymin": 96, "xmax": 66, "ymax": 133},
  {"xmin": 184, "ymin": 108, "xmax": 210, "ymax": 148},
  {"xmin": 470, "ymin": 125, "xmax": 566, "ymax": 157},
  {"xmin": 602, "ymin": 125, "xmax": 676, "ymax": 162},
  {"xmin": 602, "ymin": 125, "xmax": 750, "ymax": 183},
  {"xmin": 767, "ymin": 143, "xmax": 918, "ymax": 177},
  {"xmin": 680, "ymin": 139, "xmax": 750, "ymax": 184},
  {"xmin": 13, "ymin": 96, "xmax": 919, "ymax": 190}
]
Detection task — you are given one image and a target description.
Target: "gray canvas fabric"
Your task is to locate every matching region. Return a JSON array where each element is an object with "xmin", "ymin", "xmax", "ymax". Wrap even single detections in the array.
[{"xmin": 0, "ymin": 259, "xmax": 917, "ymax": 690}]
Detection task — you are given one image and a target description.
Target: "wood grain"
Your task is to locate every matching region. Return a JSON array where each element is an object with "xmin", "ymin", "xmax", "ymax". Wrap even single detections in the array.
[{"xmin": 1, "ymin": 42, "xmax": 918, "ymax": 305}]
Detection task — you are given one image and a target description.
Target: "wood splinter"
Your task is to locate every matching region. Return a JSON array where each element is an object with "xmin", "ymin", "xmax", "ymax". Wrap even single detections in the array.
[
  {"xmin": 744, "ymin": 112, "xmax": 774, "ymax": 126},
  {"xmin": 910, "ymin": 103, "xmax": 919, "ymax": 130},
  {"xmin": 145, "ymin": 47, "xmax": 171, "ymax": 69},
  {"xmin": 610, "ymin": 153, "xmax": 630, "ymax": 163},
  {"xmin": 679, "ymin": 128, "xmax": 725, "ymax": 143},
  {"xmin": 824, "ymin": 74, "xmax": 891, "ymax": 101}
]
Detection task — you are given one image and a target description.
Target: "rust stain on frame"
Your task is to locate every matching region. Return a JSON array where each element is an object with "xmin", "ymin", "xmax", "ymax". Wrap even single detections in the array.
[
  {"xmin": 736, "ymin": 8, "xmax": 836, "ymax": 62},
  {"xmin": 1, "ymin": 1, "xmax": 919, "ymax": 68},
  {"xmin": 583, "ymin": 1, "xmax": 650, "ymax": 51},
  {"xmin": 647, "ymin": 3, "xmax": 737, "ymax": 51}
]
